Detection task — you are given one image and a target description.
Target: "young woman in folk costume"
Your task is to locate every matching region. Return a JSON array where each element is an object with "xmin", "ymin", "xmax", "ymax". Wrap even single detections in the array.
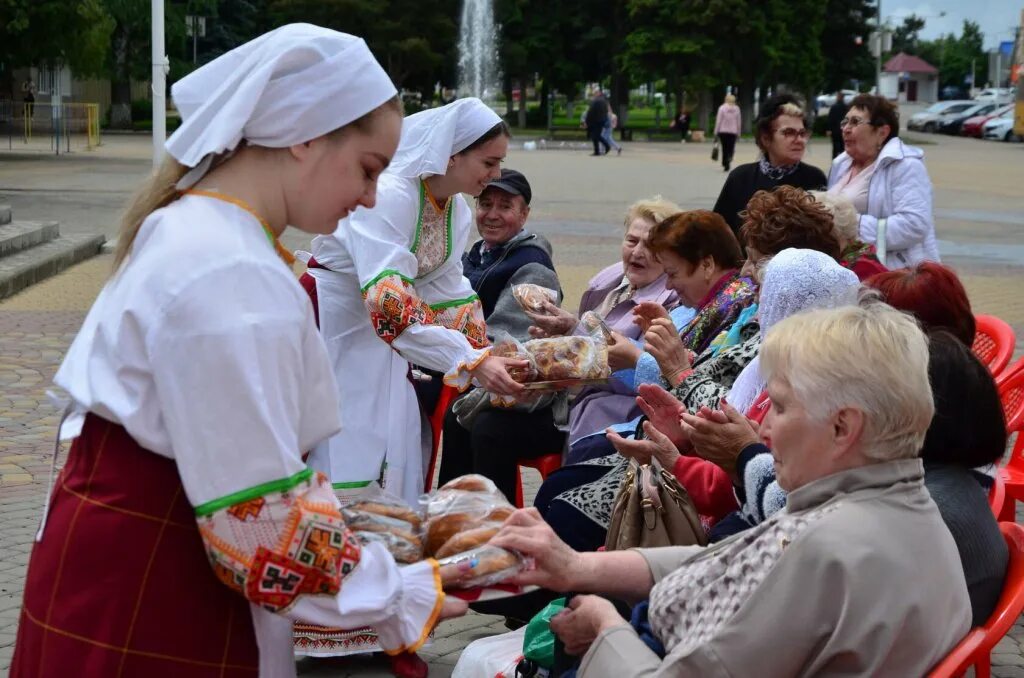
[
  {"xmin": 11, "ymin": 25, "xmax": 469, "ymax": 678},
  {"xmin": 303, "ymin": 98, "xmax": 525, "ymax": 507}
]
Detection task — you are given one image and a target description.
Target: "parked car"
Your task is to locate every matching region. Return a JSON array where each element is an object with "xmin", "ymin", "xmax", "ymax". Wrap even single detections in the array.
[
  {"xmin": 941, "ymin": 85, "xmax": 969, "ymax": 100},
  {"xmin": 982, "ymin": 110, "xmax": 1020, "ymax": 141},
  {"xmin": 908, "ymin": 101, "xmax": 975, "ymax": 132},
  {"xmin": 974, "ymin": 88, "xmax": 1016, "ymax": 106},
  {"xmin": 815, "ymin": 89, "xmax": 858, "ymax": 111},
  {"xmin": 937, "ymin": 102, "xmax": 997, "ymax": 134},
  {"xmin": 961, "ymin": 104, "xmax": 1014, "ymax": 137}
]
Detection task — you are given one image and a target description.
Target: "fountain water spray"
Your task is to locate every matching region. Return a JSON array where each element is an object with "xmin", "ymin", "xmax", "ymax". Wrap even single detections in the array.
[{"xmin": 457, "ymin": 0, "xmax": 501, "ymax": 100}]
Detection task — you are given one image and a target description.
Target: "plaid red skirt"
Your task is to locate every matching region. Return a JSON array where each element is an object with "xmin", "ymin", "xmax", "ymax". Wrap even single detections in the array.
[{"xmin": 11, "ymin": 414, "xmax": 259, "ymax": 677}]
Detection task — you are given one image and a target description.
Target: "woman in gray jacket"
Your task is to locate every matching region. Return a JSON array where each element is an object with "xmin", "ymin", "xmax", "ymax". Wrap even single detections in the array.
[{"xmin": 828, "ymin": 94, "xmax": 940, "ymax": 269}]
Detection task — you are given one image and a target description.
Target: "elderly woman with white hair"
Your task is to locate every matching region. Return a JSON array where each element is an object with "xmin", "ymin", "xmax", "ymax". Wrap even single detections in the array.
[
  {"xmin": 489, "ymin": 304, "xmax": 970, "ymax": 677},
  {"xmin": 811, "ymin": 190, "xmax": 886, "ymax": 280}
]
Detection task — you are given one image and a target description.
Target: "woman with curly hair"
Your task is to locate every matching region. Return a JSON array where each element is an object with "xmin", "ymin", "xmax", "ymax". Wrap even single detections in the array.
[
  {"xmin": 713, "ymin": 94, "xmax": 827, "ymax": 237},
  {"xmin": 738, "ymin": 185, "xmax": 841, "ymax": 278}
]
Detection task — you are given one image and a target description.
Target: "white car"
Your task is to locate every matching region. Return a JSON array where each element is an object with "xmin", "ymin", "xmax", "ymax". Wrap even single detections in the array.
[
  {"xmin": 907, "ymin": 101, "xmax": 975, "ymax": 132},
  {"xmin": 982, "ymin": 110, "xmax": 1019, "ymax": 141},
  {"xmin": 974, "ymin": 88, "xmax": 1016, "ymax": 106},
  {"xmin": 816, "ymin": 89, "xmax": 858, "ymax": 110}
]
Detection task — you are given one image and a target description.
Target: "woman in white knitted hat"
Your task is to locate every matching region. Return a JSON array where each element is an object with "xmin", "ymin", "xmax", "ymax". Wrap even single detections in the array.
[
  {"xmin": 11, "ymin": 24, "xmax": 466, "ymax": 678},
  {"xmin": 303, "ymin": 98, "xmax": 525, "ymax": 507}
]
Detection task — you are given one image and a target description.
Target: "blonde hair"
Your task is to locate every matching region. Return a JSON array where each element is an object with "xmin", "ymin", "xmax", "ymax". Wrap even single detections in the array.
[
  {"xmin": 623, "ymin": 195, "xmax": 682, "ymax": 230},
  {"xmin": 724, "ymin": 94, "xmax": 737, "ymax": 105},
  {"xmin": 112, "ymin": 96, "xmax": 403, "ymax": 271},
  {"xmin": 810, "ymin": 190, "xmax": 859, "ymax": 243},
  {"xmin": 760, "ymin": 304, "xmax": 934, "ymax": 462},
  {"xmin": 779, "ymin": 102, "xmax": 804, "ymax": 117}
]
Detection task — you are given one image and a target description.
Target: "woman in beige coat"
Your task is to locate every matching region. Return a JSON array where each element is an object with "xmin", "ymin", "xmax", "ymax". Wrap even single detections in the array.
[{"xmin": 492, "ymin": 303, "xmax": 971, "ymax": 677}]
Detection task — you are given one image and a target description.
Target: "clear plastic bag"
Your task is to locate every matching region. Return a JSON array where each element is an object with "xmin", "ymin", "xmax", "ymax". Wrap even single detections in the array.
[
  {"xmin": 421, "ymin": 474, "xmax": 516, "ymax": 558},
  {"xmin": 523, "ymin": 335, "xmax": 610, "ymax": 381},
  {"xmin": 490, "ymin": 332, "xmax": 538, "ymax": 384},
  {"xmin": 355, "ymin": 530, "xmax": 423, "ymax": 564},
  {"xmin": 579, "ymin": 310, "xmax": 613, "ymax": 342},
  {"xmin": 512, "ymin": 284, "xmax": 559, "ymax": 313},
  {"xmin": 437, "ymin": 544, "xmax": 526, "ymax": 588},
  {"xmin": 341, "ymin": 492, "xmax": 425, "ymax": 563}
]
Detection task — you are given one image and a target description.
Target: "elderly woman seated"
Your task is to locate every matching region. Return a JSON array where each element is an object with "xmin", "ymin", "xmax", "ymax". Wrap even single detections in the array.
[
  {"xmin": 530, "ymin": 249, "xmax": 859, "ymax": 559},
  {"xmin": 866, "ymin": 261, "xmax": 975, "ymax": 346},
  {"xmin": 491, "ymin": 304, "xmax": 970, "ymax": 676}
]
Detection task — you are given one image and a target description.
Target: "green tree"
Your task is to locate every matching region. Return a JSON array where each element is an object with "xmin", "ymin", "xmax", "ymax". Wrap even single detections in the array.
[
  {"xmin": 891, "ymin": 14, "xmax": 926, "ymax": 55},
  {"xmin": 819, "ymin": 0, "xmax": 875, "ymax": 91}
]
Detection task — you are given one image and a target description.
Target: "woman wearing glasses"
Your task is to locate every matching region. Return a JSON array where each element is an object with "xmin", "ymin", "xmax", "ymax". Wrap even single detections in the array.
[
  {"xmin": 712, "ymin": 94, "xmax": 827, "ymax": 237},
  {"xmin": 828, "ymin": 94, "xmax": 939, "ymax": 270}
]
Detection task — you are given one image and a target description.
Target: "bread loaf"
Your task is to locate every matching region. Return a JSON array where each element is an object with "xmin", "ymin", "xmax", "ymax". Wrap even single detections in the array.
[{"xmin": 434, "ymin": 524, "xmax": 500, "ymax": 559}]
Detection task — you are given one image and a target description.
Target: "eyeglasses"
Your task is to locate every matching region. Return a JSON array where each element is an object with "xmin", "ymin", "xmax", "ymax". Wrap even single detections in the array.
[
  {"xmin": 776, "ymin": 127, "xmax": 810, "ymax": 140},
  {"xmin": 839, "ymin": 116, "xmax": 871, "ymax": 129}
]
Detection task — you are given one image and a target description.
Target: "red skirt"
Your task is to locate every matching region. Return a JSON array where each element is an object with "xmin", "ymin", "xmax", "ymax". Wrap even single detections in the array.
[{"xmin": 11, "ymin": 414, "xmax": 259, "ymax": 677}]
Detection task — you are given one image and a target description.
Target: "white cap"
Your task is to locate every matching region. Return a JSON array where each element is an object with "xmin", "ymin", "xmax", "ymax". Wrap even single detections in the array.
[{"xmin": 166, "ymin": 23, "xmax": 397, "ymax": 187}]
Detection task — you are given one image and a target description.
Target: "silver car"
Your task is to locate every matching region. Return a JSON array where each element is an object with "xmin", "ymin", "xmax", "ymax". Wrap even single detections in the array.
[{"xmin": 907, "ymin": 101, "xmax": 975, "ymax": 133}]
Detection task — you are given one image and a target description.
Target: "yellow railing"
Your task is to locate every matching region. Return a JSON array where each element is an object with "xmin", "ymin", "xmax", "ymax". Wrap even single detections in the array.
[{"xmin": 19, "ymin": 102, "xmax": 102, "ymax": 150}]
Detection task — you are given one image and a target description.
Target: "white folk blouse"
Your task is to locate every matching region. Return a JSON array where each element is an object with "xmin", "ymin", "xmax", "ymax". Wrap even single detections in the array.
[
  {"xmin": 53, "ymin": 193, "xmax": 442, "ymax": 677},
  {"xmin": 307, "ymin": 172, "xmax": 488, "ymax": 505}
]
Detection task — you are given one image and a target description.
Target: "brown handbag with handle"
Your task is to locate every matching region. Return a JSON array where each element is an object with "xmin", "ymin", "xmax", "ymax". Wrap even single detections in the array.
[{"xmin": 604, "ymin": 458, "xmax": 708, "ymax": 551}]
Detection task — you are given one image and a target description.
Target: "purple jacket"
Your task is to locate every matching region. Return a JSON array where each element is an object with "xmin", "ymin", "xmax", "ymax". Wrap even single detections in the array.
[{"xmin": 567, "ymin": 263, "xmax": 677, "ymax": 444}]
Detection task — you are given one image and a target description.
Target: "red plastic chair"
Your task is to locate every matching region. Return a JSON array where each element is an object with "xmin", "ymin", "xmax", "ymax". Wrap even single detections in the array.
[
  {"xmin": 999, "ymin": 366, "xmax": 1024, "ymax": 435},
  {"xmin": 928, "ymin": 522, "xmax": 1024, "ymax": 678},
  {"xmin": 514, "ymin": 453, "xmax": 563, "ymax": 508},
  {"xmin": 989, "ymin": 472, "xmax": 1006, "ymax": 519},
  {"xmin": 423, "ymin": 385, "xmax": 458, "ymax": 492},
  {"xmin": 972, "ymin": 315, "xmax": 1016, "ymax": 378}
]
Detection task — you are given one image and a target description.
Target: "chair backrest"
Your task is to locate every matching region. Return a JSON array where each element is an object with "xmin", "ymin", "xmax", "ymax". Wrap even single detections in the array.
[
  {"xmin": 929, "ymin": 522, "xmax": 1024, "ymax": 677},
  {"xmin": 998, "ymin": 366, "xmax": 1024, "ymax": 435},
  {"xmin": 973, "ymin": 315, "xmax": 1016, "ymax": 377},
  {"xmin": 989, "ymin": 472, "xmax": 1006, "ymax": 519}
]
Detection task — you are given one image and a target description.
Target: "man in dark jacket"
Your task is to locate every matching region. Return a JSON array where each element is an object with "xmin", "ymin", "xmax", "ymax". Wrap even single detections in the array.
[
  {"xmin": 584, "ymin": 89, "xmax": 611, "ymax": 156},
  {"xmin": 462, "ymin": 169, "xmax": 560, "ymax": 339},
  {"xmin": 827, "ymin": 91, "xmax": 849, "ymax": 158},
  {"xmin": 439, "ymin": 169, "xmax": 566, "ymax": 502}
]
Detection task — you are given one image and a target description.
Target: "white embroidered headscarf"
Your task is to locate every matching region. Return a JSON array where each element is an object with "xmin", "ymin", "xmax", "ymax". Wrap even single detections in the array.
[
  {"xmin": 386, "ymin": 98, "xmax": 503, "ymax": 178},
  {"xmin": 166, "ymin": 23, "xmax": 397, "ymax": 188},
  {"xmin": 727, "ymin": 248, "xmax": 860, "ymax": 413}
]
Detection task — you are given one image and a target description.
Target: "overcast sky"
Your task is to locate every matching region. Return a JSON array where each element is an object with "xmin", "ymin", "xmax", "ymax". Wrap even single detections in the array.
[{"xmin": 885, "ymin": 0, "xmax": 1022, "ymax": 49}]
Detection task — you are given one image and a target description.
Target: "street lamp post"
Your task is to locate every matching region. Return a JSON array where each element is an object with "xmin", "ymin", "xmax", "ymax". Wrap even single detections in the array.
[{"xmin": 152, "ymin": 0, "xmax": 168, "ymax": 167}]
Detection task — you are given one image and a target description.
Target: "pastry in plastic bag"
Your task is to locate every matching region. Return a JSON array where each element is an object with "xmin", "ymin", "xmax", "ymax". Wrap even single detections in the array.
[
  {"xmin": 435, "ymin": 523, "xmax": 502, "ymax": 559},
  {"xmin": 512, "ymin": 284, "xmax": 558, "ymax": 313},
  {"xmin": 579, "ymin": 310, "xmax": 613, "ymax": 342},
  {"xmin": 345, "ymin": 499, "xmax": 422, "ymax": 530},
  {"xmin": 525, "ymin": 336, "xmax": 610, "ymax": 381},
  {"xmin": 440, "ymin": 474, "xmax": 499, "ymax": 494},
  {"xmin": 438, "ymin": 545, "xmax": 525, "ymax": 589},
  {"xmin": 356, "ymin": 530, "xmax": 422, "ymax": 564},
  {"xmin": 490, "ymin": 334, "xmax": 537, "ymax": 383}
]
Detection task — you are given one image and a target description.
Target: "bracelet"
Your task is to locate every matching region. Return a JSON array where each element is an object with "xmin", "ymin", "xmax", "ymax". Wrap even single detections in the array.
[{"xmin": 666, "ymin": 367, "xmax": 693, "ymax": 387}]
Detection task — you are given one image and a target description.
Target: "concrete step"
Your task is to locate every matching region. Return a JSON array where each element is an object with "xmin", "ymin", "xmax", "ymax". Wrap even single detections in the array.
[
  {"xmin": 0, "ymin": 221, "xmax": 60, "ymax": 258},
  {"xmin": 0, "ymin": 233, "xmax": 106, "ymax": 300},
  {"xmin": 0, "ymin": 205, "xmax": 11, "ymax": 226}
]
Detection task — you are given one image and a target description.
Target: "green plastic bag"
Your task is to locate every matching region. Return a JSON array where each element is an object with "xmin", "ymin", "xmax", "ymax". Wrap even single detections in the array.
[{"xmin": 522, "ymin": 597, "xmax": 566, "ymax": 668}]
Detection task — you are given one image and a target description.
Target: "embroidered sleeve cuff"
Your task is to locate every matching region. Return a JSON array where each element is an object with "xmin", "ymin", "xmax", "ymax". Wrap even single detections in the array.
[
  {"xmin": 442, "ymin": 347, "xmax": 491, "ymax": 392},
  {"xmin": 376, "ymin": 559, "xmax": 445, "ymax": 655},
  {"xmin": 430, "ymin": 296, "xmax": 488, "ymax": 349},
  {"xmin": 196, "ymin": 470, "xmax": 362, "ymax": 615},
  {"xmin": 361, "ymin": 270, "xmax": 435, "ymax": 345}
]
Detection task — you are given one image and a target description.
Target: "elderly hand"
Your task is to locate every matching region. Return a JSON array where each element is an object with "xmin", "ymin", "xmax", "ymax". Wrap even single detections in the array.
[
  {"xmin": 635, "ymin": 383, "xmax": 690, "ymax": 449},
  {"xmin": 680, "ymin": 401, "xmax": 761, "ymax": 482},
  {"xmin": 606, "ymin": 421, "xmax": 682, "ymax": 470},
  {"xmin": 526, "ymin": 300, "xmax": 578, "ymax": 338},
  {"xmin": 632, "ymin": 302, "xmax": 671, "ymax": 333},
  {"xmin": 490, "ymin": 508, "xmax": 583, "ymax": 591},
  {"xmin": 643, "ymin": 318, "xmax": 693, "ymax": 385},
  {"xmin": 550, "ymin": 595, "xmax": 628, "ymax": 656},
  {"xmin": 471, "ymin": 356, "xmax": 529, "ymax": 396},
  {"xmin": 607, "ymin": 331, "xmax": 643, "ymax": 371}
]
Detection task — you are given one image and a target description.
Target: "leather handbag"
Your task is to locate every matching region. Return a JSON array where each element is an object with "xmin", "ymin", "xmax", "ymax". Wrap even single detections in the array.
[
  {"xmin": 604, "ymin": 458, "xmax": 708, "ymax": 551},
  {"xmin": 711, "ymin": 138, "xmax": 720, "ymax": 162}
]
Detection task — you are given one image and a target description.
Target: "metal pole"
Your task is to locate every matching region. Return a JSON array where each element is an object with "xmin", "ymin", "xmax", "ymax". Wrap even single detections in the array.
[
  {"xmin": 875, "ymin": 0, "xmax": 883, "ymax": 95},
  {"xmin": 152, "ymin": 0, "xmax": 167, "ymax": 167}
]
